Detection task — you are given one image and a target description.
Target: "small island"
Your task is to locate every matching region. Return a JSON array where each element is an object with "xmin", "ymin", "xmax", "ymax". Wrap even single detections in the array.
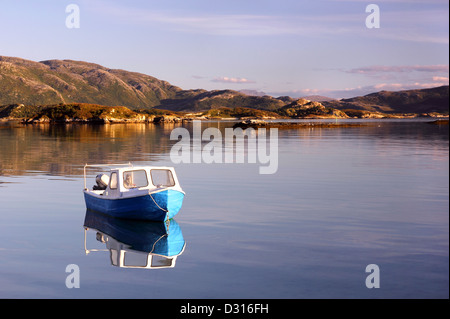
[{"xmin": 0, "ymin": 102, "xmax": 447, "ymax": 125}]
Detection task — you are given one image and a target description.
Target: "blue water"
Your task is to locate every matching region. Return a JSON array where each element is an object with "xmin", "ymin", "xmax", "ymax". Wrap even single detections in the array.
[{"xmin": 0, "ymin": 119, "xmax": 448, "ymax": 298}]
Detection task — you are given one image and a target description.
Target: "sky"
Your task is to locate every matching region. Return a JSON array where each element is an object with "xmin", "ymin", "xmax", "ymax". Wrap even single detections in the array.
[{"xmin": 1, "ymin": 0, "xmax": 449, "ymax": 98}]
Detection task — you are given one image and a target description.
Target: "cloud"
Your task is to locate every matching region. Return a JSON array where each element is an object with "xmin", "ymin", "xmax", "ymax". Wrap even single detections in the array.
[
  {"xmin": 346, "ymin": 65, "xmax": 450, "ymax": 75},
  {"xmin": 373, "ymin": 83, "xmax": 407, "ymax": 90},
  {"xmin": 88, "ymin": 1, "xmax": 448, "ymax": 43},
  {"xmin": 368, "ymin": 80, "xmax": 449, "ymax": 93},
  {"xmin": 211, "ymin": 76, "xmax": 255, "ymax": 84},
  {"xmin": 341, "ymin": 65, "xmax": 450, "ymax": 86},
  {"xmin": 89, "ymin": 2, "xmax": 293, "ymax": 36},
  {"xmin": 329, "ymin": 0, "xmax": 445, "ymax": 3},
  {"xmin": 269, "ymin": 79, "xmax": 448, "ymax": 99},
  {"xmin": 433, "ymin": 76, "xmax": 449, "ymax": 82}
]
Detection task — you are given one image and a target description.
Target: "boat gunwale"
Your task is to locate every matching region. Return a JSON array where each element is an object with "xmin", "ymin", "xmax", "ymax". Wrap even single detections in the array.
[{"xmin": 83, "ymin": 187, "xmax": 185, "ymax": 200}]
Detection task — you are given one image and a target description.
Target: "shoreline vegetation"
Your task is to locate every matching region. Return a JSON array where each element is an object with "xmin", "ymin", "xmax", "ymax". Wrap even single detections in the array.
[{"xmin": 0, "ymin": 103, "xmax": 448, "ymax": 126}]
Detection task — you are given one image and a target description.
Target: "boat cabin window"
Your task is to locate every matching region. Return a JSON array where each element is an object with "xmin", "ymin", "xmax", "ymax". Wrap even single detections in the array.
[
  {"xmin": 110, "ymin": 172, "xmax": 118, "ymax": 189},
  {"xmin": 150, "ymin": 169, "xmax": 175, "ymax": 187},
  {"xmin": 123, "ymin": 252, "xmax": 149, "ymax": 267},
  {"xmin": 123, "ymin": 170, "xmax": 148, "ymax": 189},
  {"xmin": 151, "ymin": 255, "xmax": 173, "ymax": 267}
]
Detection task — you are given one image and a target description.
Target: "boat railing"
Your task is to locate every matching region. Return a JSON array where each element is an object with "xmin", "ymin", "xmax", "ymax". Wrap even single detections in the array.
[{"xmin": 83, "ymin": 162, "xmax": 132, "ymax": 190}]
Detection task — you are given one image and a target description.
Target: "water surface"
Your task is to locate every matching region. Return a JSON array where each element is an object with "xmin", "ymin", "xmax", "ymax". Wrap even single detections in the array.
[{"xmin": 0, "ymin": 119, "xmax": 448, "ymax": 298}]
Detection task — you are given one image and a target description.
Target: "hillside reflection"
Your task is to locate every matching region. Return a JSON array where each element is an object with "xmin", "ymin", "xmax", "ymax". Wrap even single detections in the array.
[
  {"xmin": 0, "ymin": 123, "xmax": 184, "ymax": 176},
  {"xmin": 0, "ymin": 120, "xmax": 447, "ymax": 177}
]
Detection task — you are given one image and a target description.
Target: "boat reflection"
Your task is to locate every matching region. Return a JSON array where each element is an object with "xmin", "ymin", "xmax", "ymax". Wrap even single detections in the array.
[{"xmin": 83, "ymin": 209, "xmax": 186, "ymax": 269}]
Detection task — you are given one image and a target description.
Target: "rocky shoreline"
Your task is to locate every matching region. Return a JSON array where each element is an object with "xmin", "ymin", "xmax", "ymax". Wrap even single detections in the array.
[
  {"xmin": 19, "ymin": 114, "xmax": 206, "ymax": 124},
  {"xmin": 0, "ymin": 103, "xmax": 447, "ymax": 125},
  {"xmin": 6, "ymin": 115, "xmax": 447, "ymax": 130},
  {"xmin": 232, "ymin": 119, "xmax": 372, "ymax": 129},
  {"xmin": 15, "ymin": 114, "xmax": 449, "ymax": 125},
  {"xmin": 233, "ymin": 117, "xmax": 450, "ymax": 129}
]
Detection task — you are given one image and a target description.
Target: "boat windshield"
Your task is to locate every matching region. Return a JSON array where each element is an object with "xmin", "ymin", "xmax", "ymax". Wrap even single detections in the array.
[
  {"xmin": 151, "ymin": 169, "xmax": 175, "ymax": 187},
  {"xmin": 123, "ymin": 170, "xmax": 148, "ymax": 189}
]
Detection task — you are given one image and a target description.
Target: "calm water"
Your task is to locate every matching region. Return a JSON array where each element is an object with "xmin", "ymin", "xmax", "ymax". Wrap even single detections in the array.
[{"xmin": 0, "ymin": 119, "xmax": 448, "ymax": 298}]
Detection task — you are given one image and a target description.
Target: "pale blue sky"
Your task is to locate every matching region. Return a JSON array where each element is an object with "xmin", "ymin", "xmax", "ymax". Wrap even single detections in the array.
[{"xmin": 1, "ymin": 0, "xmax": 448, "ymax": 98}]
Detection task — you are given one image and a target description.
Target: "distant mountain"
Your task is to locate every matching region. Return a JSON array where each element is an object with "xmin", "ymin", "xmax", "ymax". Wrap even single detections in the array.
[
  {"xmin": 158, "ymin": 89, "xmax": 286, "ymax": 112},
  {"xmin": 323, "ymin": 86, "xmax": 449, "ymax": 114},
  {"xmin": 1, "ymin": 56, "xmax": 448, "ymax": 114},
  {"xmin": 300, "ymin": 95, "xmax": 336, "ymax": 102},
  {"xmin": 238, "ymin": 89, "xmax": 267, "ymax": 97}
]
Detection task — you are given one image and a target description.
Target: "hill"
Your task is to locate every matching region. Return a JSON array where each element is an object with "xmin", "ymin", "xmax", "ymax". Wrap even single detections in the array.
[
  {"xmin": 0, "ymin": 103, "xmax": 146, "ymax": 123},
  {"xmin": 0, "ymin": 103, "xmax": 283, "ymax": 123},
  {"xmin": 323, "ymin": 86, "xmax": 449, "ymax": 114},
  {"xmin": 0, "ymin": 56, "xmax": 286, "ymax": 112},
  {"xmin": 0, "ymin": 56, "xmax": 181, "ymax": 108},
  {"xmin": 158, "ymin": 89, "xmax": 286, "ymax": 112},
  {"xmin": 277, "ymin": 98, "xmax": 348, "ymax": 118}
]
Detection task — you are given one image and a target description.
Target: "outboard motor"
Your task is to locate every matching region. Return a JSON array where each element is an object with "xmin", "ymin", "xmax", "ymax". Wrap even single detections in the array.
[{"xmin": 93, "ymin": 173, "xmax": 110, "ymax": 190}]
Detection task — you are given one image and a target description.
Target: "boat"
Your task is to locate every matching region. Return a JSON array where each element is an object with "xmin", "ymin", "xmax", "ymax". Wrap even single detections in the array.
[
  {"xmin": 83, "ymin": 209, "xmax": 186, "ymax": 269},
  {"xmin": 83, "ymin": 163, "xmax": 185, "ymax": 221}
]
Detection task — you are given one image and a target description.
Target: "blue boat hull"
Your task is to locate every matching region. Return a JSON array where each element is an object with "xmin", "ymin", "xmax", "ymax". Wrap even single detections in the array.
[{"xmin": 84, "ymin": 189, "xmax": 184, "ymax": 221}]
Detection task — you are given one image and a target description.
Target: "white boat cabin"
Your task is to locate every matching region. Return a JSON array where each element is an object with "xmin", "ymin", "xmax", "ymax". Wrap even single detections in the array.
[{"xmin": 84, "ymin": 164, "xmax": 184, "ymax": 198}]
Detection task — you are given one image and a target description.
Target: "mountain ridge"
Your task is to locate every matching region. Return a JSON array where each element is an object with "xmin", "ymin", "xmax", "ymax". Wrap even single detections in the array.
[
  {"xmin": 1, "ymin": 56, "xmax": 448, "ymax": 114},
  {"xmin": 0, "ymin": 56, "xmax": 181, "ymax": 108},
  {"xmin": 322, "ymin": 86, "xmax": 449, "ymax": 114}
]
